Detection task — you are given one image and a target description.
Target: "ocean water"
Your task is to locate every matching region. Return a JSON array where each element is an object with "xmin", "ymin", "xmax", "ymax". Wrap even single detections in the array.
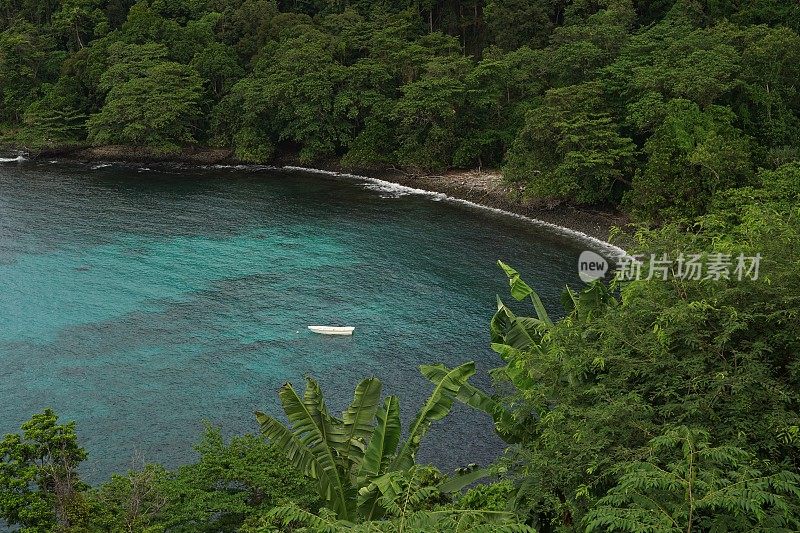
[{"xmin": 0, "ymin": 160, "xmax": 591, "ymax": 483}]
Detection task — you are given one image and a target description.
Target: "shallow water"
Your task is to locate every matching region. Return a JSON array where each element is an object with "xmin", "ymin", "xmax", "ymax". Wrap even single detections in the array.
[{"xmin": 0, "ymin": 161, "xmax": 590, "ymax": 483}]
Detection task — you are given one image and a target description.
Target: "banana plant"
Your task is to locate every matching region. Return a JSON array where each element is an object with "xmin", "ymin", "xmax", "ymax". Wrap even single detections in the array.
[
  {"xmin": 420, "ymin": 363, "xmax": 520, "ymax": 444},
  {"xmin": 255, "ymin": 361, "xmax": 481, "ymax": 521},
  {"xmin": 497, "ymin": 260, "xmax": 553, "ymax": 326},
  {"xmin": 491, "ymin": 260, "xmax": 552, "ymax": 350},
  {"xmin": 493, "ymin": 259, "xmax": 618, "ymax": 347},
  {"xmin": 392, "ymin": 264, "xmax": 556, "ymax": 447},
  {"xmin": 485, "ymin": 261, "xmax": 621, "ymax": 436},
  {"xmin": 488, "ymin": 260, "xmax": 556, "ymax": 393}
]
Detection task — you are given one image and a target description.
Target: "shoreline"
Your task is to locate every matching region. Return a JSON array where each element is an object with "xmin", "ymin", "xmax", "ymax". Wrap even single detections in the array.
[
  {"xmin": 284, "ymin": 166, "xmax": 628, "ymax": 256},
  {"xmin": 10, "ymin": 144, "xmax": 630, "ymax": 254}
]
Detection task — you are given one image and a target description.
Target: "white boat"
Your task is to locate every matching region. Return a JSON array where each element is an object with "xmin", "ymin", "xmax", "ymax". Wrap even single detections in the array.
[{"xmin": 308, "ymin": 325, "xmax": 355, "ymax": 336}]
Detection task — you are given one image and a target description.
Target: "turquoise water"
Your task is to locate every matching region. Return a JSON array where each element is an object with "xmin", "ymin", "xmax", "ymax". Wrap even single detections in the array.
[{"xmin": 0, "ymin": 161, "xmax": 588, "ymax": 482}]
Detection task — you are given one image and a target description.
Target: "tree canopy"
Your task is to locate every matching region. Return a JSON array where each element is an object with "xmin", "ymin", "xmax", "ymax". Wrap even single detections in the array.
[{"xmin": 0, "ymin": 0, "xmax": 798, "ymax": 223}]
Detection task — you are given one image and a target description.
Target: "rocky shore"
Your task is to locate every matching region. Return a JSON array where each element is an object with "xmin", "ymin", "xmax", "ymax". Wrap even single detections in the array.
[
  {"xmin": 367, "ymin": 169, "xmax": 629, "ymax": 244},
  {"xmin": 22, "ymin": 144, "xmax": 629, "ymax": 245}
]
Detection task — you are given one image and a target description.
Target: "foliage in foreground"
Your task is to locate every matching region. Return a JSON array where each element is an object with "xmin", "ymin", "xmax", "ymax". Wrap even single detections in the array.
[
  {"xmin": 253, "ymin": 360, "xmax": 535, "ymax": 530},
  {"xmin": 248, "ymin": 468, "xmax": 531, "ymax": 532},
  {"xmin": 0, "ymin": 416, "xmax": 320, "ymax": 532},
  {"xmin": 585, "ymin": 427, "xmax": 800, "ymax": 532},
  {"xmin": 0, "ymin": 409, "xmax": 87, "ymax": 531},
  {"xmin": 0, "ymin": 389, "xmax": 524, "ymax": 532},
  {"xmin": 481, "ymin": 162, "xmax": 800, "ymax": 530},
  {"xmin": 255, "ymin": 362, "xmax": 483, "ymax": 521}
]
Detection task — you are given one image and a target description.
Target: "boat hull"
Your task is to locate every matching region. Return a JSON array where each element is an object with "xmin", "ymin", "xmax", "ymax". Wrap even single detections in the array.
[{"xmin": 308, "ymin": 326, "xmax": 355, "ymax": 335}]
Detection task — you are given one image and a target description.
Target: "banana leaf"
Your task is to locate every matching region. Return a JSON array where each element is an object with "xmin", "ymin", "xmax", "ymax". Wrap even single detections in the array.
[{"xmin": 390, "ymin": 361, "xmax": 476, "ymax": 472}]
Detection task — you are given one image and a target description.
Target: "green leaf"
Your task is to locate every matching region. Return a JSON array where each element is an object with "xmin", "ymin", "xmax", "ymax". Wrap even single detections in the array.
[
  {"xmin": 497, "ymin": 260, "xmax": 553, "ymax": 326},
  {"xmin": 491, "ymin": 298, "xmax": 546, "ymax": 350},
  {"xmin": 331, "ymin": 377, "xmax": 382, "ymax": 469},
  {"xmin": 390, "ymin": 361, "xmax": 477, "ymax": 472},
  {"xmin": 419, "ymin": 364, "xmax": 498, "ymax": 415},
  {"xmin": 439, "ymin": 467, "xmax": 494, "ymax": 493},
  {"xmin": 255, "ymin": 412, "xmax": 341, "ymax": 504},
  {"xmin": 302, "ymin": 378, "xmax": 340, "ymax": 442},
  {"xmin": 358, "ymin": 396, "xmax": 401, "ymax": 483},
  {"xmin": 419, "ymin": 364, "xmax": 516, "ymax": 439},
  {"xmin": 258, "ymin": 382, "xmax": 351, "ymax": 519},
  {"xmin": 490, "ymin": 343, "xmax": 536, "ymax": 391}
]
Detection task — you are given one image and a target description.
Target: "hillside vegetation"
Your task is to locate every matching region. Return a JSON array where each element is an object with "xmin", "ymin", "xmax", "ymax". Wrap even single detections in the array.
[{"xmin": 1, "ymin": 0, "xmax": 799, "ymax": 221}]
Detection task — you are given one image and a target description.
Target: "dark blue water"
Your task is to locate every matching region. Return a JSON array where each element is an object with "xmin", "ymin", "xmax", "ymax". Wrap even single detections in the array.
[{"xmin": 0, "ymin": 161, "xmax": 588, "ymax": 483}]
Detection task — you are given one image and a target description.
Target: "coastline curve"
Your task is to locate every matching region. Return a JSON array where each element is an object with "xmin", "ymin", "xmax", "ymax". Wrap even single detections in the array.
[{"xmin": 283, "ymin": 165, "xmax": 628, "ymax": 257}]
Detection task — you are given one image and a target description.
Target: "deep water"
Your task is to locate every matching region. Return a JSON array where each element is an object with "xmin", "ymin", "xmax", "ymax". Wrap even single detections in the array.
[{"xmin": 0, "ymin": 161, "xmax": 590, "ymax": 483}]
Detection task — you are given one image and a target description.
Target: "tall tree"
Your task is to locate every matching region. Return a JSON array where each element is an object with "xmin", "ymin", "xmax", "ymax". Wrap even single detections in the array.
[
  {"xmin": 0, "ymin": 409, "xmax": 88, "ymax": 532},
  {"xmin": 626, "ymin": 99, "xmax": 753, "ymax": 222},
  {"xmin": 505, "ymin": 82, "xmax": 635, "ymax": 205},
  {"xmin": 88, "ymin": 43, "xmax": 203, "ymax": 151}
]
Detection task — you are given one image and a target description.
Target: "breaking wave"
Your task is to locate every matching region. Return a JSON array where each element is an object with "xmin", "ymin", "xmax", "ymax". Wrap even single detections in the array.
[{"xmin": 282, "ymin": 165, "xmax": 627, "ymax": 257}]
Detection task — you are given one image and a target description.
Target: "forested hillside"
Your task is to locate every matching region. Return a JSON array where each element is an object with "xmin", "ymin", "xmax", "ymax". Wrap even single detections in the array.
[{"xmin": 1, "ymin": 0, "xmax": 799, "ymax": 220}]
